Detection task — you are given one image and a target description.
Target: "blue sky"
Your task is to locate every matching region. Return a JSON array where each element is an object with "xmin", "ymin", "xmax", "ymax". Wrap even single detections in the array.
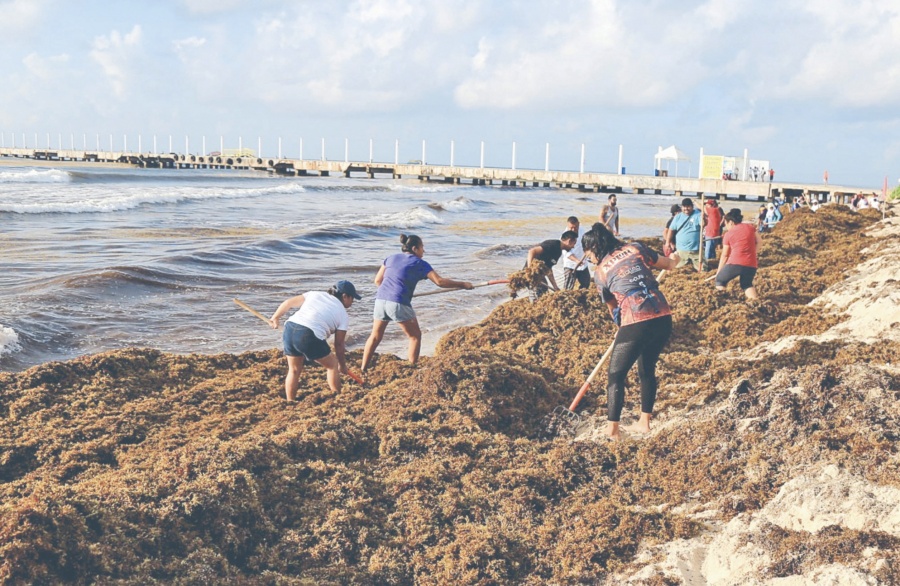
[{"xmin": 1, "ymin": 0, "xmax": 897, "ymax": 187}]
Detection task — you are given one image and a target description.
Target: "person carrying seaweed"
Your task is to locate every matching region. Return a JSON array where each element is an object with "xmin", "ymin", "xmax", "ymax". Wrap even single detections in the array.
[
  {"xmin": 582, "ymin": 223, "xmax": 679, "ymax": 441},
  {"xmin": 361, "ymin": 234, "xmax": 473, "ymax": 371},
  {"xmin": 269, "ymin": 280, "xmax": 362, "ymax": 401},
  {"xmin": 520, "ymin": 230, "xmax": 578, "ymax": 301}
]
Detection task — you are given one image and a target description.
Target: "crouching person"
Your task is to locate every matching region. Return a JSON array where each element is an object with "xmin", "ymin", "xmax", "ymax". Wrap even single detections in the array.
[{"xmin": 269, "ymin": 280, "xmax": 362, "ymax": 401}]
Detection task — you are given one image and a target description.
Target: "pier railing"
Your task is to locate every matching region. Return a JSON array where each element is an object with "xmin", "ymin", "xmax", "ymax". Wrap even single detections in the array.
[{"xmin": 0, "ymin": 146, "xmax": 873, "ymax": 203}]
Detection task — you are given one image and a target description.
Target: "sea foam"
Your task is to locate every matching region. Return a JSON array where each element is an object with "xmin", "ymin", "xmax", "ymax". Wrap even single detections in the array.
[
  {"xmin": 428, "ymin": 195, "xmax": 475, "ymax": 212},
  {"xmin": 0, "ymin": 168, "xmax": 70, "ymax": 184},
  {"xmin": 0, "ymin": 325, "xmax": 22, "ymax": 358},
  {"xmin": 358, "ymin": 206, "xmax": 444, "ymax": 229},
  {"xmin": 0, "ymin": 182, "xmax": 308, "ymax": 214}
]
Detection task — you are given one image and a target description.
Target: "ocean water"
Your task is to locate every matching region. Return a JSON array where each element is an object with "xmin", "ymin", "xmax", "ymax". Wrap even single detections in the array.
[{"xmin": 0, "ymin": 165, "xmax": 747, "ymax": 372}]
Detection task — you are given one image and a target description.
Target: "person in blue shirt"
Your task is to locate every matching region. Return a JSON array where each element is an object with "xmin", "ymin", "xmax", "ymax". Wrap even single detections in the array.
[
  {"xmin": 361, "ymin": 234, "xmax": 473, "ymax": 371},
  {"xmin": 666, "ymin": 198, "xmax": 706, "ymax": 271}
]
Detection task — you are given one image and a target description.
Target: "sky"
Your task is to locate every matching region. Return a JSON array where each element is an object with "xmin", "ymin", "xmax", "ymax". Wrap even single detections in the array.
[{"xmin": 0, "ymin": 0, "xmax": 898, "ymax": 187}]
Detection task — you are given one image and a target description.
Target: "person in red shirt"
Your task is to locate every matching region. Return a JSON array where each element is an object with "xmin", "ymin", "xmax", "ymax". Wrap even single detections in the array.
[
  {"xmin": 714, "ymin": 208, "xmax": 761, "ymax": 300},
  {"xmin": 702, "ymin": 198, "xmax": 724, "ymax": 264}
]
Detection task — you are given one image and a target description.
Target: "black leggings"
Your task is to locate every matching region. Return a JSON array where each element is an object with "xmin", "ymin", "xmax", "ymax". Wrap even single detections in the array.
[{"xmin": 606, "ymin": 315, "xmax": 673, "ymax": 422}]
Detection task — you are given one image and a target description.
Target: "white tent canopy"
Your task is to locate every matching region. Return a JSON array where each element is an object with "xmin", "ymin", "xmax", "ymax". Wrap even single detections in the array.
[{"xmin": 654, "ymin": 145, "xmax": 692, "ymax": 177}]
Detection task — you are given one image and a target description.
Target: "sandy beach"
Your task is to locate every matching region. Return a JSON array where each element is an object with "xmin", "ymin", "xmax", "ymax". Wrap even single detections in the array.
[{"xmin": 1, "ymin": 204, "xmax": 897, "ymax": 584}]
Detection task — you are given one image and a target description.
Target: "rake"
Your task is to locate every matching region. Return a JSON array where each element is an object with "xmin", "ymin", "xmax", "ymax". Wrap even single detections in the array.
[{"xmin": 543, "ymin": 339, "xmax": 615, "ymax": 437}]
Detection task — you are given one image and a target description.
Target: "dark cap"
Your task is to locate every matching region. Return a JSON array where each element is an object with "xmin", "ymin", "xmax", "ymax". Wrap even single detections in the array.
[
  {"xmin": 681, "ymin": 198, "xmax": 694, "ymax": 207},
  {"xmin": 335, "ymin": 280, "xmax": 362, "ymax": 300}
]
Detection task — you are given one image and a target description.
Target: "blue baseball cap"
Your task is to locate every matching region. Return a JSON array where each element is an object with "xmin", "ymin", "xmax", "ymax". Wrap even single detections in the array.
[{"xmin": 335, "ymin": 280, "xmax": 361, "ymax": 300}]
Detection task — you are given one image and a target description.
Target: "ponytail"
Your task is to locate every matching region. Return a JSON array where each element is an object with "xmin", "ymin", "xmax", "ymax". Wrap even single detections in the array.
[
  {"xmin": 400, "ymin": 233, "xmax": 423, "ymax": 253},
  {"xmin": 581, "ymin": 222, "xmax": 625, "ymax": 261}
]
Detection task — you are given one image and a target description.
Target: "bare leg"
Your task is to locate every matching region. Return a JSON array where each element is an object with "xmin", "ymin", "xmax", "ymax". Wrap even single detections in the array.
[
  {"xmin": 315, "ymin": 353, "xmax": 341, "ymax": 393},
  {"xmin": 398, "ymin": 318, "xmax": 422, "ymax": 365},
  {"xmin": 625, "ymin": 412, "xmax": 652, "ymax": 434},
  {"xmin": 285, "ymin": 355, "xmax": 305, "ymax": 401},
  {"xmin": 744, "ymin": 286, "xmax": 759, "ymax": 300},
  {"xmin": 361, "ymin": 320, "xmax": 389, "ymax": 372},
  {"xmin": 606, "ymin": 421, "xmax": 621, "ymax": 441}
]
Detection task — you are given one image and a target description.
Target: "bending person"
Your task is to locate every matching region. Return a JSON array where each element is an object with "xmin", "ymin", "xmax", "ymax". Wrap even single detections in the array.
[
  {"xmin": 361, "ymin": 234, "xmax": 473, "ymax": 370},
  {"xmin": 582, "ymin": 223, "xmax": 679, "ymax": 441},
  {"xmin": 715, "ymin": 208, "xmax": 760, "ymax": 300},
  {"xmin": 269, "ymin": 280, "xmax": 362, "ymax": 401},
  {"xmin": 524, "ymin": 230, "xmax": 578, "ymax": 301}
]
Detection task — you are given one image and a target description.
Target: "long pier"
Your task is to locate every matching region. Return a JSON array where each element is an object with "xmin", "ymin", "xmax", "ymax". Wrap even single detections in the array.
[{"xmin": 0, "ymin": 146, "xmax": 873, "ymax": 203}]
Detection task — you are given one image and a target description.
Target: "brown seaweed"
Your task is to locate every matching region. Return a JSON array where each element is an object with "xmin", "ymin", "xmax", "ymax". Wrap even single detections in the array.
[{"xmin": 1, "ymin": 204, "xmax": 897, "ymax": 584}]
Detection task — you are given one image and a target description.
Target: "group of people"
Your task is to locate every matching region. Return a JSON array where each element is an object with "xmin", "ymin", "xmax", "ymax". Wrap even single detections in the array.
[
  {"xmin": 268, "ymin": 234, "xmax": 473, "ymax": 400},
  {"xmin": 266, "ymin": 193, "xmax": 762, "ymax": 441}
]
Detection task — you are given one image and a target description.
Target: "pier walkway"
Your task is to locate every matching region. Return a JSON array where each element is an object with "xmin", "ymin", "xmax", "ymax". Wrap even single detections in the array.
[{"xmin": 0, "ymin": 146, "xmax": 872, "ymax": 203}]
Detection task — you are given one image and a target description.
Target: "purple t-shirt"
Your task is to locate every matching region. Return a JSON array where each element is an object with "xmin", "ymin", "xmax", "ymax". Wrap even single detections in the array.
[
  {"xmin": 376, "ymin": 253, "xmax": 434, "ymax": 306},
  {"xmin": 593, "ymin": 243, "xmax": 671, "ymax": 327}
]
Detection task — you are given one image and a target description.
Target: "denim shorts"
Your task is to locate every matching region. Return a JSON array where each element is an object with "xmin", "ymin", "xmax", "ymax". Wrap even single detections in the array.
[
  {"xmin": 373, "ymin": 298, "xmax": 416, "ymax": 322},
  {"xmin": 283, "ymin": 321, "xmax": 331, "ymax": 361}
]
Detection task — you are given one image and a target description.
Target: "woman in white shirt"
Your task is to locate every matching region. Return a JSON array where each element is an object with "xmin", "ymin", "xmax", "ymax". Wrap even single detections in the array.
[{"xmin": 269, "ymin": 280, "xmax": 361, "ymax": 401}]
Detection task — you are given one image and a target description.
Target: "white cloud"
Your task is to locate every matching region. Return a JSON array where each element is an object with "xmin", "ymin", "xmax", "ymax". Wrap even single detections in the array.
[
  {"xmin": 180, "ymin": 0, "xmax": 245, "ymax": 15},
  {"xmin": 22, "ymin": 52, "xmax": 70, "ymax": 80},
  {"xmin": 772, "ymin": 1, "xmax": 900, "ymax": 108},
  {"xmin": 453, "ymin": 0, "xmax": 718, "ymax": 111},
  {"xmin": 0, "ymin": 0, "xmax": 46, "ymax": 35},
  {"xmin": 235, "ymin": 0, "xmax": 472, "ymax": 112},
  {"xmin": 90, "ymin": 25, "xmax": 143, "ymax": 99},
  {"xmin": 174, "ymin": 36, "xmax": 207, "ymax": 51}
]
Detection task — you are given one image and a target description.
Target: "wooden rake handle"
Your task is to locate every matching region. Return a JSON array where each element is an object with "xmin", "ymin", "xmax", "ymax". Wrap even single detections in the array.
[
  {"xmin": 568, "ymin": 339, "xmax": 616, "ymax": 412},
  {"xmin": 234, "ymin": 298, "xmax": 272, "ymax": 326}
]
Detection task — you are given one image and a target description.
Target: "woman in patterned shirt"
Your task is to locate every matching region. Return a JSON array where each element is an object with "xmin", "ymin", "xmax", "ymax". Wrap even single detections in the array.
[{"xmin": 582, "ymin": 223, "xmax": 679, "ymax": 441}]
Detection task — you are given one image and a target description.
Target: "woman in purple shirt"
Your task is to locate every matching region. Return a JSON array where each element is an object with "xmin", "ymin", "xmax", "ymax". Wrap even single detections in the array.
[{"xmin": 361, "ymin": 234, "xmax": 473, "ymax": 371}]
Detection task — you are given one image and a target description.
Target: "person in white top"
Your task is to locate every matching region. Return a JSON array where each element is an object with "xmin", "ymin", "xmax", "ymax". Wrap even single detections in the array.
[
  {"xmin": 269, "ymin": 280, "xmax": 361, "ymax": 401},
  {"xmin": 562, "ymin": 216, "xmax": 590, "ymax": 289},
  {"xmin": 599, "ymin": 194, "xmax": 620, "ymax": 236}
]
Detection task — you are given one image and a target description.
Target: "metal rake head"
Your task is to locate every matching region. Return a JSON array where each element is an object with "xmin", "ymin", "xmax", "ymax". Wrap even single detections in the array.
[{"xmin": 541, "ymin": 405, "xmax": 583, "ymax": 438}]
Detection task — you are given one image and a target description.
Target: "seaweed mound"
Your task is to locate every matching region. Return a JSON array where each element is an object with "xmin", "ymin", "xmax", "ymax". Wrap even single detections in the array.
[{"xmin": 1, "ymin": 204, "xmax": 898, "ymax": 584}]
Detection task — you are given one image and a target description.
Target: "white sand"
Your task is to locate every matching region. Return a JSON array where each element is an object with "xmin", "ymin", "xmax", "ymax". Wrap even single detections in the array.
[
  {"xmin": 620, "ymin": 465, "xmax": 895, "ymax": 585},
  {"xmin": 759, "ymin": 214, "xmax": 900, "ymax": 355},
  {"xmin": 612, "ymin": 212, "xmax": 900, "ymax": 585}
]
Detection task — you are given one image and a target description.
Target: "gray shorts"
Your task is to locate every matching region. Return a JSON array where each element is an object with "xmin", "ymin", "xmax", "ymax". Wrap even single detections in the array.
[{"xmin": 373, "ymin": 298, "xmax": 416, "ymax": 322}]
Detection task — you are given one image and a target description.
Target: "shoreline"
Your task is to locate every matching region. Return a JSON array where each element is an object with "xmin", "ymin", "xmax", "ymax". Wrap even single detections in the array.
[{"xmin": 1, "ymin": 203, "xmax": 897, "ymax": 584}]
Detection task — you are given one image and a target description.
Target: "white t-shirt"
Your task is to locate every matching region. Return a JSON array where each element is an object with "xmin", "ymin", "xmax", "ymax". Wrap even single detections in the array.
[
  {"xmin": 562, "ymin": 226, "xmax": 588, "ymax": 271},
  {"xmin": 287, "ymin": 291, "xmax": 349, "ymax": 340}
]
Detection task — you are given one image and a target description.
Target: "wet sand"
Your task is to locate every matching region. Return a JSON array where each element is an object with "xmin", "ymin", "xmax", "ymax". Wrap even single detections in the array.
[{"xmin": 1, "ymin": 204, "xmax": 898, "ymax": 584}]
